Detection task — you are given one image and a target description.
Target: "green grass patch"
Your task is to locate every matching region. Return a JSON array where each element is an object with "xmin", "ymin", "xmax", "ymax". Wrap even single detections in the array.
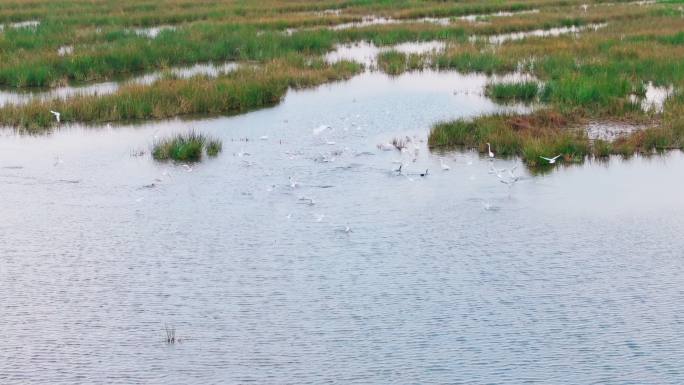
[
  {"xmin": 485, "ymin": 81, "xmax": 539, "ymax": 102},
  {"xmin": 426, "ymin": 109, "xmax": 681, "ymax": 168},
  {"xmin": 152, "ymin": 131, "xmax": 221, "ymax": 161}
]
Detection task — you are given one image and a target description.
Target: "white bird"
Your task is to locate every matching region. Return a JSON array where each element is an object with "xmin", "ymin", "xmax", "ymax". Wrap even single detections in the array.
[
  {"xmin": 440, "ymin": 158, "xmax": 450, "ymax": 171},
  {"xmin": 486, "ymin": 142, "xmax": 495, "ymax": 158},
  {"xmin": 181, "ymin": 164, "xmax": 193, "ymax": 172},
  {"xmin": 50, "ymin": 110, "xmax": 61, "ymax": 123},
  {"xmin": 237, "ymin": 149, "xmax": 250, "ymax": 157},
  {"xmin": 289, "ymin": 176, "xmax": 299, "ymax": 189},
  {"xmin": 259, "ymin": 135, "xmax": 269, "ymax": 141},
  {"xmin": 508, "ymin": 166, "xmax": 519, "ymax": 181},
  {"xmin": 540, "ymin": 154, "xmax": 562, "ymax": 164},
  {"xmin": 489, "ymin": 164, "xmax": 506, "ymax": 175},
  {"xmin": 497, "ymin": 173, "xmax": 517, "ymax": 186},
  {"xmin": 313, "ymin": 124, "xmax": 330, "ymax": 136},
  {"xmin": 339, "ymin": 225, "xmax": 352, "ymax": 233},
  {"xmin": 581, "ymin": 4, "xmax": 588, "ymax": 12}
]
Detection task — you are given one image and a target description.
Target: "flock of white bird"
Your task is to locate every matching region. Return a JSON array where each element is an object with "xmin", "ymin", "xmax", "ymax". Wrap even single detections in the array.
[{"xmin": 46, "ymin": 110, "xmax": 561, "ymax": 228}]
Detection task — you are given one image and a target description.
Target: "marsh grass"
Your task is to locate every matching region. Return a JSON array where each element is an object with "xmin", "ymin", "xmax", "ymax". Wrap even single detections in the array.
[
  {"xmin": 152, "ymin": 131, "xmax": 221, "ymax": 161},
  {"xmin": 4, "ymin": 0, "xmax": 684, "ymax": 170},
  {"xmin": 0, "ymin": 59, "xmax": 362, "ymax": 132},
  {"xmin": 164, "ymin": 324, "xmax": 177, "ymax": 344},
  {"xmin": 485, "ymin": 81, "xmax": 539, "ymax": 102},
  {"xmin": 427, "ymin": 109, "xmax": 684, "ymax": 167}
]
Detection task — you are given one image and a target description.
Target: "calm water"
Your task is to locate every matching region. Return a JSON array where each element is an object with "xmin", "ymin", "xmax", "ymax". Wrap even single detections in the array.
[{"xmin": 2, "ymin": 70, "xmax": 684, "ymax": 384}]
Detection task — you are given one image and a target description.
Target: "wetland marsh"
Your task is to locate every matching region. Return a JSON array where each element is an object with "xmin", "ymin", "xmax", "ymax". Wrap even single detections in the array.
[{"xmin": 2, "ymin": 1, "xmax": 684, "ymax": 383}]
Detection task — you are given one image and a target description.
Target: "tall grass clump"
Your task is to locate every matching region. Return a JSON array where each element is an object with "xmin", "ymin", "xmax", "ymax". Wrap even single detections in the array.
[
  {"xmin": 485, "ymin": 81, "xmax": 539, "ymax": 103},
  {"xmin": 206, "ymin": 138, "xmax": 223, "ymax": 157},
  {"xmin": 152, "ymin": 131, "xmax": 221, "ymax": 161}
]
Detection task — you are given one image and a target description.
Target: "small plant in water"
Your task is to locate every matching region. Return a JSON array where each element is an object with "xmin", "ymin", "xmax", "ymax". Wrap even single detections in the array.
[
  {"xmin": 392, "ymin": 136, "xmax": 410, "ymax": 151},
  {"xmin": 164, "ymin": 324, "xmax": 176, "ymax": 344},
  {"xmin": 152, "ymin": 131, "xmax": 222, "ymax": 161},
  {"xmin": 206, "ymin": 138, "xmax": 223, "ymax": 157}
]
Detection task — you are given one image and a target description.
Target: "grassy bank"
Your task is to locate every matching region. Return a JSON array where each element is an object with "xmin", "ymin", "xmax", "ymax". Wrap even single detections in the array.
[
  {"xmin": 0, "ymin": 59, "xmax": 362, "ymax": 132},
  {"xmin": 428, "ymin": 108, "xmax": 683, "ymax": 167}
]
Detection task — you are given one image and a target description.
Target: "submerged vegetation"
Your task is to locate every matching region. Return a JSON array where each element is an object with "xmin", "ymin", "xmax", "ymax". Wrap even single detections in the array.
[
  {"xmin": 2, "ymin": 0, "xmax": 684, "ymax": 168},
  {"xmin": 152, "ymin": 131, "xmax": 222, "ymax": 161}
]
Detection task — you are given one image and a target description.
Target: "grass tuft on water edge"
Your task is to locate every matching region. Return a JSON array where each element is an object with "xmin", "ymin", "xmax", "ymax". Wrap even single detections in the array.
[{"xmin": 485, "ymin": 81, "xmax": 540, "ymax": 103}]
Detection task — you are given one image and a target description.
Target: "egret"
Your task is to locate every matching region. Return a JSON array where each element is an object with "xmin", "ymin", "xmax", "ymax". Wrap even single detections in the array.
[
  {"xmin": 540, "ymin": 154, "xmax": 562, "ymax": 164},
  {"xmin": 50, "ymin": 110, "xmax": 61, "ymax": 123},
  {"xmin": 486, "ymin": 142, "xmax": 494, "ymax": 158}
]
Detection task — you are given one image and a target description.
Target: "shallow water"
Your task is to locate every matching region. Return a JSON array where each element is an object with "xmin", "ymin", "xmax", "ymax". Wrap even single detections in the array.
[
  {"xmin": 0, "ymin": 62, "xmax": 238, "ymax": 106},
  {"xmin": 330, "ymin": 15, "xmax": 451, "ymax": 30},
  {"xmin": 2, "ymin": 69, "xmax": 684, "ymax": 384},
  {"xmin": 0, "ymin": 20, "xmax": 40, "ymax": 31},
  {"xmin": 134, "ymin": 25, "xmax": 176, "ymax": 38},
  {"xmin": 459, "ymin": 9, "xmax": 540, "ymax": 22},
  {"xmin": 473, "ymin": 23, "xmax": 608, "ymax": 44},
  {"xmin": 325, "ymin": 41, "xmax": 446, "ymax": 67},
  {"xmin": 328, "ymin": 9, "xmax": 541, "ymax": 30},
  {"xmin": 629, "ymin": 82, "xmax": 673, "ymax": 113}
]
